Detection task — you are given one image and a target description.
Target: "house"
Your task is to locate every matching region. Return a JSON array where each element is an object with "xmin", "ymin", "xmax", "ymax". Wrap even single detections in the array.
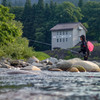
[{"xmin": 50, "ymin": 22, "xmax": 87, "ymax": 50}]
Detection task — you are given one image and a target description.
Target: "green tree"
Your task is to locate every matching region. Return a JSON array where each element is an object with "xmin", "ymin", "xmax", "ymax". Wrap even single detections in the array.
[
  {"xmin": 8, "ymin": 2, "xmax": 12, "ymax": 7},
  {"xmin": 38, "ymin": 0, "xmax": 44, "ymax": 9},
  {"xmin": 56, "ymin": 2, "xmax": 83, "ymax": 23},
  {"xmin": 10, "ymin": 7, "xmax": 24, "ymax": 21},
  {"xmin": 22, "ymin": 0, "xmax": 32, "ymax": 38},
  {"xmin": 1, "ymin": 0, "xmax": 7, "ymax": 6},
  {"xmin": 0, "ymin": 5, "xmax": 23, "ymax": 44},
  {"xmin": 82, "ymin": 1, "xmax": 100, "ymax": 41},
  {"xmin": 34, "ymin": 0, "xmax": 45, "ymax": 27},
  {"xmin": 78, "ymin": 0, "xmax": 83, "ymax": 8}
]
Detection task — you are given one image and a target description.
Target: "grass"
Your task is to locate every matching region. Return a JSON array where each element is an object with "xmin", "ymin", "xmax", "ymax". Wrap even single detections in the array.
[
  {"xmin": 94, "ymin": 43, "xmax": 100, "ymax": 46},
  {"xmin": 34, "ymin": 52, "xmax": 50, "ymax": 61}
]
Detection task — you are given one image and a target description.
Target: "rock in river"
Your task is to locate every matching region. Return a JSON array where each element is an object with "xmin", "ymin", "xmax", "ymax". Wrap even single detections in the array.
[
  {"xmin": 74, "ymin": 61, "xmax": 100, "ymax": 72},
  {"xmin": 21, "ymin": 66, "xmax": 41, "ymax": 71}
]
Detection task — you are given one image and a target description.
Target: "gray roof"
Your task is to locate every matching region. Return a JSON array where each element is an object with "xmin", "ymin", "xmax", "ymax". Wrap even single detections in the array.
[{"xmin": 50, "ymin": 22, "xmax": 87, "ymax": 31}]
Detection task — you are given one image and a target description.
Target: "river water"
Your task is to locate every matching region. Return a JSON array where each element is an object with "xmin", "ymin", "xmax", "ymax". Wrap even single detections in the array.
[{"xmin": 0, "ymin": 68, "xmax": 100, "ymax": 100}]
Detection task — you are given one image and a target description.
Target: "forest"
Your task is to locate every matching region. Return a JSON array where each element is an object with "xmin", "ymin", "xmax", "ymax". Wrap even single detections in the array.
[
  {"xmin": 1, "ymin": 0, "xmax": 100, "ymax": 51},
  {"xmin": 0, "ymin": 0, "xmax": 100, "ymax": 6}
]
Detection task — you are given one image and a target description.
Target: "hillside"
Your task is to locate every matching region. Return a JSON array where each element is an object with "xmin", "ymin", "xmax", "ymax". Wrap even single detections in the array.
[{"xmin": 0, "ymin": 0, "xmax": 100, "ymax": 6}]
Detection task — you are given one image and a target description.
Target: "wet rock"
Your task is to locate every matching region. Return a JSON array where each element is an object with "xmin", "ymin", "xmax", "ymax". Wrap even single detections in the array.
[
  {"xmin": 56, "ymin": 60, "xmax": 72, "ymax": 71},
  {"xmin": 10, "ymin": 60, "xmax": 29, "ymax": 68},
  {"xmin": 74, "ymin": 61, "xmax": 100, "ymax": 72},
  {"xmin": 10, "ymin": 60, "xmax": 19, "ymax": 66},
  {"xmin": 0, "ymin": 64, "xmax": 2, "ymax": 68},
  {"xmin": 93, "ymin": 61, "xmax": 100, "ymax": 68},
  {"xmin": 71, "ymin": 65, "xmax": 86, "ymax": 72},
  {"xmin": 21, "ymin": 66, "xmax": 41, "ymax": 71},
  {"xmin": 56, "ymin": 58, "xmax": 82, "ymax": 71},
  {"xmin": 41, "ymin": 65, "xmax": 52, "ymax": 70},
  {"xmin": 40, "ymin": 57, "xmax": 58, "ymax": 65},
  {"xmin": 0, "ymin": 63, "xmax": 12, "ymax": 69},
  {"xmin": 49, "ymin": 68, "xmax": 62, "ymax": 71},
  {"xmin": 46, "ymin": 61, "xmax": 53, "ymax": 65},
  {"xmin": 32, "ymin": 62, "xmax": 44, "ymax": 68},
  {"xmin": 67, "ymin": 67, "xmax": 79, "ymax": 72},
  {"xmin": 27, "ymin": 56, "xmax": 39, "ymax": 64},
  {"xmin": 90, "ymin": 68, "xmax": 100, "ymax": 72}
]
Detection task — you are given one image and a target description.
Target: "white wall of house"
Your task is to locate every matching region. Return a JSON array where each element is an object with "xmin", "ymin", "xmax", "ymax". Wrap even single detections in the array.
[
  {"xmin": 51, "ymin": 23, "xmax": 86, "ymax": 50},
  {"xmin": 72, "ymin": 25, "xmax": 86, "ymax": 47},
  {"xmin": 51, "ymin": 30, "xmax": 73, "ymax": 50}
]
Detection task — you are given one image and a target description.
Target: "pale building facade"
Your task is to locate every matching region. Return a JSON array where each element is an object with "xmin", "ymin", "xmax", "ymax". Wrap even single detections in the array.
[{"xmin": 50, "ymin": 22, "xmax": 87, "ymax": 50}]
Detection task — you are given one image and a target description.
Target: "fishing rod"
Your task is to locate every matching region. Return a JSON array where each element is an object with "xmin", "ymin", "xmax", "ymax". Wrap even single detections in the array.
[
  {"xmin": 28, "ymin": 39, "xmax": 51, "ymax": 46},
  {"xmin": 28, "ymin": 38, "xmax": 82, "ymax": 55}
]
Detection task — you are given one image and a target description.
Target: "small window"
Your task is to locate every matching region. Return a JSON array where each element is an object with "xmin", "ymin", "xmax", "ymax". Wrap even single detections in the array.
[
  {"xmin": 57, "ymin": 32, "xmax": 59, "ymax": 35},
  {"xmin": 66, "ymin": 32, "xmax": 68, "ymax": 35},
  {"xmin": 63, "ymin": 31, "xmax": 64, "ymax": 35},
  {"xmin": 60, "ymin": 38, "xmax": 62, "ymax": 42},
  {"xmin": 66, "ymin": 38, "xmax": 68, "ymax": 42},
  {"xmin": 63, "ymin": 38, "xmax": 65, "ymax": 42},
  {"xmin": 57, "ymin": 39, "xmax": 59, "ymax": 42}
]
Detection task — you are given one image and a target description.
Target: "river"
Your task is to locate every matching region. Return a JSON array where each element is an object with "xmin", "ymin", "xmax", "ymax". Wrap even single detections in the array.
[{"xmin": 0, "ymin": 68, "xmax": 100, "ymax": 100}]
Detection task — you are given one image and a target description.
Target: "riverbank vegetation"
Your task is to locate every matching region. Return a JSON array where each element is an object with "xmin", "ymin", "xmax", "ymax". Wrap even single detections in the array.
[{"xmin": 0, "ymin": 5, "xmax": 49, "ymax": 60}]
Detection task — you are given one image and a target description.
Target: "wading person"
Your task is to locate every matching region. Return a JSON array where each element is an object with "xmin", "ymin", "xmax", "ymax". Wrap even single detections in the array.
[{"xmin": 79, "ymin": 35, "xmax": 89, "ymax": 60}]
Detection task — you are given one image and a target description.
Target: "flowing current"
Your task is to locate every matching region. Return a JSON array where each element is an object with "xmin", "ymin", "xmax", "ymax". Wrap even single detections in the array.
[{"xmin": 0, "ymin": 68, "xmax": 100, "ymax": 100}]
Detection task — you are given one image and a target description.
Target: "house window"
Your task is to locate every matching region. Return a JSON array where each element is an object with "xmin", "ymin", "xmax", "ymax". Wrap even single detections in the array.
[
  {"xmin": 63, "ymin": 31, "xmax": 64, "ymax": 35},
  {"xmin": 60, "ymin": 38, "xmax": 62, "ymax": 42},
  {"xmin": 66, "ymin": 32, "xmax": 68, "ymax": 35},
  {"xmin": 63, "ymin": 38, "xmax": 65, "ymax": 42},
  {"xmin": 66, "ymin": 38, "xmax": 68, "ymax": 42},
  {"xmin": 57, "ymin": 33, "xmax": 58, "ymax": 35},
  {"xmin": 57, "ymin": 39, "xmax": 59, "ymax": 42},
  {"xmin": 60, "ymin": 31, "xmax": 61, "ymax": 35}
]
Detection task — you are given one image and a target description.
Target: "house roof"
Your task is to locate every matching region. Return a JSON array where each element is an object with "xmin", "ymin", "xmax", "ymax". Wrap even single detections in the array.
[{"xmin": 50, "ymin": 22, "xmax": 87, "ymax": 31}]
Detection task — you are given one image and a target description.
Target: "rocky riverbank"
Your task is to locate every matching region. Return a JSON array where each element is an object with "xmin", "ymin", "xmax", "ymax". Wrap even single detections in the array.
[{"xmin": 0, "ymin": 56, "xmax": 100, "ymax": 73}]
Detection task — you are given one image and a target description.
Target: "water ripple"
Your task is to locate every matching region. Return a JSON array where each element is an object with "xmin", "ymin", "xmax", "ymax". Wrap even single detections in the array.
[{"xmin": 0, "ymin": 69, "xmax": 100, "ymax": 100}]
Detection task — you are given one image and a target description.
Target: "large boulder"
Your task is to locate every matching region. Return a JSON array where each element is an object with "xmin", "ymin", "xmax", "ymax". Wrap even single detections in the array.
[
  {"xmin": 73, "ymin": 61, "xmax": 100, "ymax": 72},
  {"xmin": 21, "ymin": 66, "xmax": 41, "ymax": 71},
  {"xmin": 56, "ymin": 58, "xmax": 82, "ymax": 71}
]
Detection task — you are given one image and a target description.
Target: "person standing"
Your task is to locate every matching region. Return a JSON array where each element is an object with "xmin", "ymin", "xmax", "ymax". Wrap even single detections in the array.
[{"xmin": 79, "ymin": 35, "xmax": 89, "ymax": 60}]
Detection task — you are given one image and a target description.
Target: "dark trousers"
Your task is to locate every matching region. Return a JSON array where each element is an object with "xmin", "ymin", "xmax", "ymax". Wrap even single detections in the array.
[{"xmin": 83, "ymin": 49, "xmax": 89, "ymax": 60}]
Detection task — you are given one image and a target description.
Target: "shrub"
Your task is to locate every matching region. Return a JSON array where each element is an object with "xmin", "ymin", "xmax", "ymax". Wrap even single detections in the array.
[
  {"xmin": 0, "ymin": 37, "xmax": 34, "ymax": 60},
  {"xmin": 64, "ymin": 51, "xmax": 76, "ymax": 60}
]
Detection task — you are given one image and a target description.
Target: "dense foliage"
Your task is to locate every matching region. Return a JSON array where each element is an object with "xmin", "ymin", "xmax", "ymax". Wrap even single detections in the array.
[
  {"xmin": 0, "ymin": 0, "xmax": 100, "ymax": 6},
  {"xmin": 0, "ymin": 5, "xmax": 23, "ymax": 44},
  {"xmin": 0, "ymin": 4, "xmax": 50, "ymax": 60},
  {"xmin": 1, "ymin": 0, "xmax": 100, "ymax": 51},
  {"xmin": 0, "ymin": 5, "xmax": 33, "ymax": 59},
  {"xmin": 9, "ymin": 0, "xmax": 83, "ymax": 51},
  {"xmin": 82, "ymin": 2, "xmax": 100, "ymax": 42}
]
